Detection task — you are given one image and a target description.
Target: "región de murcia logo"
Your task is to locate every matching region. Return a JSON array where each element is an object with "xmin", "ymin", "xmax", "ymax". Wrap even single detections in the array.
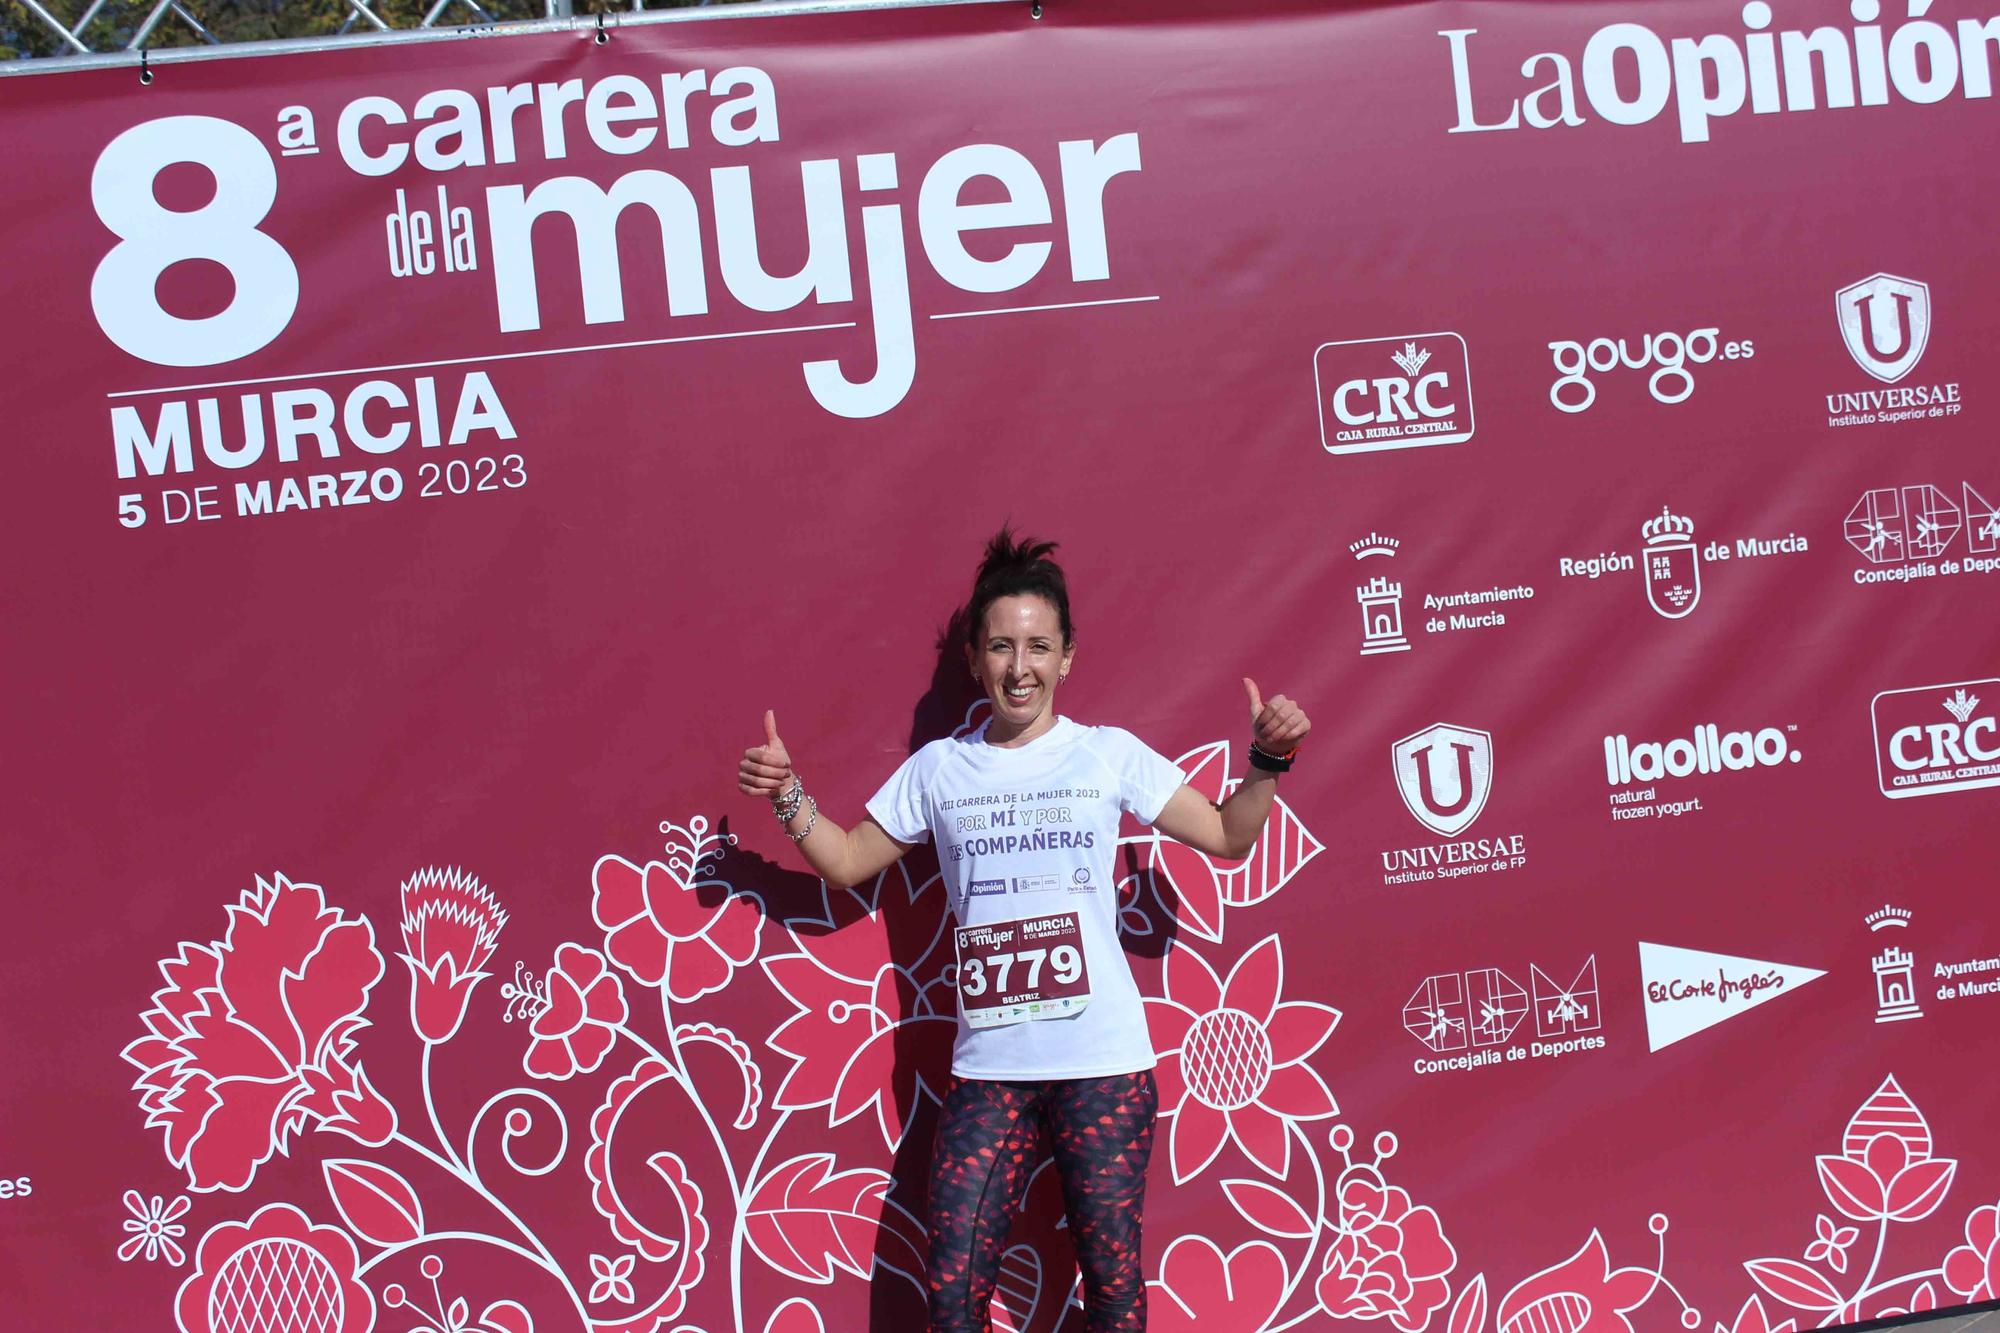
[{"xmin": 1556, "ymin": 506, "xmax": 1805, "ymax": 618}]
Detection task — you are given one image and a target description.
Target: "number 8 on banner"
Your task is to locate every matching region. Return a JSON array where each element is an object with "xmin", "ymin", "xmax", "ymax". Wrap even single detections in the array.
[{"xmin": 91, "ymin": 115, "xmax": 299, "ymax": 367}]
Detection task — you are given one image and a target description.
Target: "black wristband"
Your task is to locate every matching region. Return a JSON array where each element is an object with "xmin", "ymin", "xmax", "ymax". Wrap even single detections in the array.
[{"xmin": 1247, "ymin": 744, "xmax": 1294, "ymax": 773}]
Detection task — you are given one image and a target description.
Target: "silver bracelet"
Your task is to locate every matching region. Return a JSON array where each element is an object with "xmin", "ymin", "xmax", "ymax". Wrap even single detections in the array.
[
  {"xmin": 785, "ymin": 795, "xmax": 819, "ymax": 843},
  {"xmin": 773, "ymin": 777, "xmax": 805, "ymax": 824}
]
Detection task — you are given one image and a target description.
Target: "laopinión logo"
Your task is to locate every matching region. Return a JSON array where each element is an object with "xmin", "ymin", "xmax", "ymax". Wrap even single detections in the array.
[
  {"xmin": 1845, "ymin": 481, "xmax": 2000, "ymax": 586},
  {"xmin": 1826, "ymin": 273, "xmax": 1963, "ymax": 427},
  {"xmin": 1349, "ymin": 532, "xmax": 1534, "ymax": 656},
  {"xmin": 1440, "ymin": 2, "xmax": 2000, "ymax": 145},
  {"xmin": 1380, "ymin": 722, "xmax": 1526, "ymax": 885},
  {"xmin": 1604, "ymin": 721, "xmax": 1802, "ymax": 824},
  {"xmin": 1871, "ymin": 678, "xmax": 2000, "ymax": 799},
  {"xmin": 1314, "ymin": 334, "xmax": 1474, "ymax": 454},
  {"xmin": 1548, "ymin": 327, "xmax": 1754, "ymax": 413},
  {"xmin": 1556, "ymin": 505, "xmax": 1806, "ymax": 619}
]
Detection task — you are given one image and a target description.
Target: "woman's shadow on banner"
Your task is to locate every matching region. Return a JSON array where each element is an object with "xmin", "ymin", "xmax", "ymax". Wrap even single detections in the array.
[{"xmin": 710, "ymin": 604, "xmax": 1183, "ymax": 1333}]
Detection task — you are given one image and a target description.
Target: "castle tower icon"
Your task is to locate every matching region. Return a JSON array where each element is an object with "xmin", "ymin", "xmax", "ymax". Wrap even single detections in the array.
[
  {"xmin": 1357, "ymin": 576, "xmax": 1410, "ymax": 655},
  {"xmin": 1872, "ymin": 946, "xmax": 1922, "ymax": 1023}
]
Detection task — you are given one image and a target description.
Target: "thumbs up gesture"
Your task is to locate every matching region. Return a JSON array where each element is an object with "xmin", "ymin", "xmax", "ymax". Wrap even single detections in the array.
[
  {"xmin": 1244, "ymin": 678, "xmax": 1310, "ymax": 756},
  {"xmin": 739, "ymin": 709, "xmax": 797, "ymax": 801}
]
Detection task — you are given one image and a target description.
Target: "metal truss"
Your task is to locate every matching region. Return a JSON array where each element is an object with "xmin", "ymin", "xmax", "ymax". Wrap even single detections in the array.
[
  {"xmin": 9, "ymin": 1, "xmax": 711, "ymax": 59},
  {"xmin": 1, "ymin": 0, "xmax": 1011, "ymax": 72}
]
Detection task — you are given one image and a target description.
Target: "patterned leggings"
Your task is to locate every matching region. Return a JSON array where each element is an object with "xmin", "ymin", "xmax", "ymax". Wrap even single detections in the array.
[{"xmin": 925, "ymin": 1070, "xmax": 1158, "ymax": 1333}]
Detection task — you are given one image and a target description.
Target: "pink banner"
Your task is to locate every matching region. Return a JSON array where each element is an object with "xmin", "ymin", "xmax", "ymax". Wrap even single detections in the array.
[{"xmin": 3, "ymin": 2, "xmax": 1998, "ymax": 1331}]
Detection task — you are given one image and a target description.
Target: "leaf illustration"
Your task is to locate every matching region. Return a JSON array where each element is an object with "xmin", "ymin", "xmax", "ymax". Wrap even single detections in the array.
[
  {"xmin": 477, "ymin": 1301, "xmax": 534, "ymax": 1333},
  {"xmin": 1222, "ymin": 1178, "xmax": 1316, "ymax": 1240},
  {"xmin": 321, "ymin": 1159, "xmax": 424, "ymax": 1246},
  {"xmin": 1175, "ymin": 741, "xmax": 1234, "ymax": 803},
  {"xmin": 1744, "ymin": 1259, "xmax": 1844, "ymax": 1312},
  {"xmin": 1815, "ymin": 1155, "xmax": 1885, "ymax": 1221},
  {"xmin": 1449, "ymin": 1274, "xmax": 1489, "ymax": 1333},
  {"xmin": 1149, "ymin": 838, "xmax": 1225, "ymax": 943},
  {"xmin": 1884, "ymin": 1157, "xmax": 1956, "ymax": 1221},
  {"xmin": 745, "ymin": 1154, "xmax": 924, "ymax": 1291}
]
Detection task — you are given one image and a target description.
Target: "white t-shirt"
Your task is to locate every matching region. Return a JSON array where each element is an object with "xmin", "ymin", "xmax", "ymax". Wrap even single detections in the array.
[{"xmin": 866, "ymin": 716, "xmax": 1187, "ymax": 1080}]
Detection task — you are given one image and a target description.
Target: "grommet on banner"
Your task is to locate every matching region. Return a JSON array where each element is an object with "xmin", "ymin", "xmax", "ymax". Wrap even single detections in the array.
[
  {"xmin": 1030, "ymin": 2, "xmax": 1043, "ymax": 17},
  {"xmin": 139, "ymin": 49, "xmax": 153, "ymax": 85},
  {"xmin": 594, "ymin": 11, "xmax": 609, "ymax": 44}
]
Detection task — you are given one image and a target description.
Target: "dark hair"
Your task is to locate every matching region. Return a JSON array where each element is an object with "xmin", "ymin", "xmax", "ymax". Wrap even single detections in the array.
[{"xmin": 966, "ymin": 527, "xmax": 1074, "ymax": 649}]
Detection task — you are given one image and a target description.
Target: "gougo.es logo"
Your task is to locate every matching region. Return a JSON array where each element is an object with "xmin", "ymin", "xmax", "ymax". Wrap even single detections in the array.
[{"xmin": 1547, "ymin": 328, "xmax": 1755, "ymax": 412}]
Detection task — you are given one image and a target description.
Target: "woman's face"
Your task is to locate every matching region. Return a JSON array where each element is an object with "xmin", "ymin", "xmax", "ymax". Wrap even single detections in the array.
[{"xmin": 970, "ymin": 594, "xmax": 1074, "ymax": 731}]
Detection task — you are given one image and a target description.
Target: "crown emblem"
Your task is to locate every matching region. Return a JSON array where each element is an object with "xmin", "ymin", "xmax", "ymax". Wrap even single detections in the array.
[
  {"xmin": 1864, "ymin": 903, "xmax": 1913, "ymax": 932},
  {"xmin": 1642, "ymin": 506, "xmax": 1696, "ymax": 545},
  {"xmin": 1942, "ymin": 688, "xmax": 1980, "ymax": 723},
  {"xmin": 1391, "ymin": 342, "xmax": 1431, "ymax": 377},
  {"xmin": 1350, "ymin": 533, "xmax": 1400, "ymax": 560}
]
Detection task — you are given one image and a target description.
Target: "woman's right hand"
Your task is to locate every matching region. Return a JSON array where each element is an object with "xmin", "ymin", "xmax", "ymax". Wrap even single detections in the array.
[{"xmin": 738, "ymin": 709, "xmax": 795, "ymax": 801}]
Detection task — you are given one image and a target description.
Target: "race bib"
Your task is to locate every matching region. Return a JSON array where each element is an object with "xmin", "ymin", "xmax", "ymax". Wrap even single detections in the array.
[{"xmin": 953, "ymin": 911, "xmax": 1091, "ymax": 1029}]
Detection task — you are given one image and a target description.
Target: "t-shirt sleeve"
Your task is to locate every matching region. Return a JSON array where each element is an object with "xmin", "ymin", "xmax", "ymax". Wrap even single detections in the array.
[
  {"xmin": 1099, "ymin": 728, "xmax": 1188, "ymax": 826},
  {"xmin": 864, "ymin": 748, "xmax": 934, "ymax": 845}
]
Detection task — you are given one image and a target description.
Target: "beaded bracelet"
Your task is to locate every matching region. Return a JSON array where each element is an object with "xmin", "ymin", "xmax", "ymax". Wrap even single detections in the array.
[
  {"xmin": 773, "ymin": 777, "xmax": 806, "ymax": 824},
  {"xmin": 1247, "ymin": 742, "xmax": 1296, "ymax": 773},
  {"xmin": 786, "ymin": 795, "xmax": 820, "ymax": 843}
]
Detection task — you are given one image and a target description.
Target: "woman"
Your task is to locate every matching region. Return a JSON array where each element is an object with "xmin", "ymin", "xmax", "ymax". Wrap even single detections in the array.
[{"xmin": 738, "ymin": 530, "xmax": 1310, "ymax": 1333}]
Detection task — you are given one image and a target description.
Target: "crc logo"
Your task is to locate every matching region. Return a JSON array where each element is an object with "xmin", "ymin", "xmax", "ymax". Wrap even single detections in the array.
[
  {"xmin": 1871, "ymin": 679, "xmax": 2000, "ymax": 799},
  {"xmin": 1845, "ymin": 483, "xmax": 2000, "ymax": 563},
  {"xmin": 1548, "ymin": 328, "xmax": 1753, "ymax": 413},
  {"xmin": 1392, "ymin": 722, "xmax": 1492, "ymax": 836},
  {"xmin": 1837, "ymin": 274, "xmax": 1931, "ymax": 384},
  {"xmin": 1314, "ymin": 333, "xmax": 1474, "ymax": 454}
]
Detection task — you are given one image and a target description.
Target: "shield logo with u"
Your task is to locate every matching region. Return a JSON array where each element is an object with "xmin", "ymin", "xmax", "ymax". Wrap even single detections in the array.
[
  {"xmin": 1643, "ymin": 540, "xmax": 1701, "ymax": 619},
  {"xmin": 1392, "ymin": 723, "xmax": 1493, "ymax": 837},
  {"xmin": 1837, "ymin": 273, "xmax": 1931, "ymax": 384}
]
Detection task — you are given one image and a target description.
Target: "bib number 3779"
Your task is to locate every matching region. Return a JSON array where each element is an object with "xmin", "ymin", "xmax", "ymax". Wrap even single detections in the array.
[{"xmin": 954, "ymin": 912, "xmax": 1091, "ymax": 1029}]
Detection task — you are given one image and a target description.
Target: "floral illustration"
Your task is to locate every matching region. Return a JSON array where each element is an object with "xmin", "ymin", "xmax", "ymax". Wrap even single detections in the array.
[
  {"xmin": 1318, "ymin": 1129, "xmax": 1456, "ymax": 1332},
  {"xmin": 516, "ymin": 945, "xmax": 628, "ymax": 1081},
  {"xmin": 1150, "ymin": 1235, "xmax": 1290, "ymax": 1333},
  {"xmin": 400, "ymin": 867, "xmax": 508, "ymax": 1045},
  {"xmin": 1943, "ymin": 1200, "xmax": 1999, "ymax": 1302},
  {"xmin": 175, "ymin": 1203, "xmax": 375, "ymax": 1333},
  {"xmin": 122, "ymin": 874, "xmax": 394, "ymax": 1192},
  {"xmin": 1746, "ymin": 1076, "xmax": 1966, "ymax": 1321},
  {"xmin": 588, "ymin": 1253, "xmax": 636, "ymax": 1305},
  {"xmin": 761, "ymin": 860, "xmax": 958, "ymax": 1150},
  {"xmin": 119, "ymin": 1190, "xmax": 191, "ymax": 1265},
  {"xmin": 110, "ymin": 784, "xmax": 1991, "ymax": 1333},
  {"xmin": 1146, "ymin": 933, "xmax": 1340, "ymax": 1182},
  {"xmin": 593, "ymin": 832, "xmax": 764, "ymax": 1004}
]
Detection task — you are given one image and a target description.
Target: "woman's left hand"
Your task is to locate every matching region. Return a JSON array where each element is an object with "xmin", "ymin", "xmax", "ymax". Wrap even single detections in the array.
[{"xmin": 1245, "ymin": 677, "xmax": 1310, "ymax": 755}]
